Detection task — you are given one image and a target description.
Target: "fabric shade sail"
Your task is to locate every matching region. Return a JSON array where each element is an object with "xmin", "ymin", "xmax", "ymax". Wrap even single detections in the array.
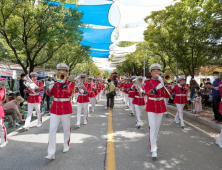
[
  {"xmin": 80, "ymin": 42, "xmax": 112, "ymax": 50},
  {"xmin": 79, "ymin": 27, "xmax": 114, "ymax": 44},
  {"xmin": 113, "ymin": 0, "xmax": 177, "ymax": 6},
  {"xmin": 110, "ymin": 44, "xmax": 137, "ymax": 53},
  {"xmin": 90, "ymin": 49, "xmax": 110, "ymax": 54},
  {"xmin": 117, "ymin": 26, "xmax": 146, "ymax": 42},
  {"xmin": 116, "ymin": 2, "xmax": 170, "ymax": 26},
  {"xmin": 48, "ymin": 2, "xmax": 113, "ymax": 27},
  {"xmin": 90, "ymin": 53, "xmax": 110, "ymax": 58}
]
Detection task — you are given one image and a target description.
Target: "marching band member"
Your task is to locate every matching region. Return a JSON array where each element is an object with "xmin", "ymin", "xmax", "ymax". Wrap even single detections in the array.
[
  {"xmin": 93, "ymin": 78, "xmax": 98, "ymax": 103},
  {"xmin": 88, "ymin": 76, "xmax": 96, "ymax": 112},
  {"xmin": 76, "ymin": 74, "xmax": 91, "ymax": 128},
  {"xmin": 45, "ymin": 63, "xmax": 75, "ymax": 159},
  {"xmin": 128, "ymin": 76, "xmax": 137, "ymax": 116},
  {"xmin": 163, "ymin": 81, "xmax": 172, "ymax": 116},
  {"xmin": 216, "ymin": 81, "xmax": 222, "ymax": 148},
  {"xmin": 98, "ymin": 79, "xmax": 102, "ymax": 101},
  {"xmin": 132, "ymin": 76, "xmax": 145, "ymax": 128},
  {"xmin": 124, "ymin": 77, "xmax": 132, "ymax": 108},
  {"xmin": 22, "ymin": 72, "xmax": 44, "ymax": 130},
  {"xmin": 144, "ymin": 64, "xmax": 167, "ymax": 158},
  {"xmin": 0, "ymin": 86, "xmax": 7, "ymax": 147},
  {"xmin": 72, "ymin": 80, "xmax": 79, "ymax": 103},
  {"xmin": 172, "ymin": 77, "xmax": 188, "ymax": 128}
]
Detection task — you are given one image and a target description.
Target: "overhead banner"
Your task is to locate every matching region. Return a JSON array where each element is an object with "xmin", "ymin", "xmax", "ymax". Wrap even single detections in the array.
[
  {"xmin": 79, "ymin": 27, "xmax": 114, "ymax": 44},
  {"xmin": 80, "ymin": 41, "xmax": 112, "ymax": 50},
  {"xmin": 48, "ymin": 2, "xmax": 113, "ymax": 27}
]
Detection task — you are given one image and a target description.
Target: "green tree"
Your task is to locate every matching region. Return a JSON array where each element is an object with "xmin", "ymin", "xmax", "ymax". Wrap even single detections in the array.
[
  {"xmin": 0, "ymin": 0, "xmax": 83, "ymax": 74},
  {"xmin": 144, "ymin": 0, "xmax": 222, "ymax": 78}
]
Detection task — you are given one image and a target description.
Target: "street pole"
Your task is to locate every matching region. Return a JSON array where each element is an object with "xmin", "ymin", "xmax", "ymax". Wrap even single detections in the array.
[
  {"xmin": 143, "ymin": 56, "xmax": 145, "ymax": 77},
  {"xmin": 43, "ymin": 46, "xmax": 45, "ymax": 78},
  {"xmin": 176, "ymin": 61, "xmax": 178, "ymax": 83}
]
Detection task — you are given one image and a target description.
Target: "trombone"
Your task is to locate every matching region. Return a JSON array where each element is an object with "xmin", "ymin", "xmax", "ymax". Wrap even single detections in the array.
[{"xmin": 156, "ymin": 74, "xmax": 173, "ymax": 99}]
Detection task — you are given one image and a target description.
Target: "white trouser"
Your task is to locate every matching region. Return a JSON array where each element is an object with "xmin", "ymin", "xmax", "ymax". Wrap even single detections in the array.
[
  {"xmin": 73, "ymin": 93, "xmax": 79, "ymax": 103},
  {"xmin": 129, "ymin": 98, "xmax": 135, "ymax": 114},
  {"xmin": 99, "ymin": 92, "xmax": 102, "ymax": 101},
  {"xmin": 77, "ymin": 102, "xmax": 89, "ymax": 125},
  {"xmin": 147, "ymin": 112, "xmax": 163, "ymax": 152},
  {"xmin": 217, "ymin": 129, "xmax": 222, "ymax": 144},
  {"xmin": 123, "ymin": 93, "xmax": 126, "ymax": 103},
  {"xmin": 175, "ymin": 104, "xmax": 185, "ymax": 126},
  {"xmin": 119, "ymin": 89, "xmax": 122, "ymax": 97},
  {"xmin": 24, "ymin": 103, "xmax": 42, "ymax": 128},
  {"xmin": 135, "ymin": 105, "xmax": 143, "ymax": 125},
  {"xmin": 89, "ymin": 97, "xmax": 96, "ymax": 111},
  {"xmin": 125, "ymin": 94, "xmax": 129, "ymax": 106},
  {"xmin": 145, "ymin": 96, "xmax": 147, "ymax": 103},
  {"xmin": 48, "ymin": 114, "xmax": 71, "ymax": 155},
  {"xmin": 96, "ymin": 94, "xmax": 99, "ymax": 102},
  {"xmin": 164, "ymin": 98, "xmax": 169, "ymax": 114},
  {"xmin": 0, "ymin": 117, "xmax": 7, "ymax": 143}
]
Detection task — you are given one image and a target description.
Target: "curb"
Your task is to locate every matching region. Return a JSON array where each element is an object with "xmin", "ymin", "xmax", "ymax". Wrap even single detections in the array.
[{"xmin": 167, "ymin": 105, "xmax": 222, "ymax": 132}]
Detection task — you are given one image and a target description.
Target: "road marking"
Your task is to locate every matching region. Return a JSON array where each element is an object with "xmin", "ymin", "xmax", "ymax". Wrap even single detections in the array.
[
  {"xmin": 168, "ymin": 112, "xmax": 217, "ymax": 139},
  {"xmin": 106, "ymin": 109, "xmax": 116, "ymax": 170}
]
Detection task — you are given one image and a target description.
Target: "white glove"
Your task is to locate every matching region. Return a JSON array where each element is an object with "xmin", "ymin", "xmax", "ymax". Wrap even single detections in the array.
[
  {"xmin": 80, "ymin": 89, "xmax": 84, "ymax": 93},
  {"xmin": 157, "ymin": 76, "xmax": 164, "ymax": 83},
  {"xmin": 156, "ymin": 83, "xmax": 164, "ymax": 90},
  {"xmin": 140, "ymin": 89, "xmax": 144, "ymax": 93},
  {"xmin": 29, "ymin": 83, "xmax": 38, "ymax": 90},
  {"xmin": 48, "ymin": 82, "xmax": 54, "ymax": 90}
]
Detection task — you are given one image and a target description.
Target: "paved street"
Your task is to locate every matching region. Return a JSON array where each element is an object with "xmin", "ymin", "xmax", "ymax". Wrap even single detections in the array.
[{"xmin": 1, "ymin": 94, "xmax": 222, "ymax": 170}]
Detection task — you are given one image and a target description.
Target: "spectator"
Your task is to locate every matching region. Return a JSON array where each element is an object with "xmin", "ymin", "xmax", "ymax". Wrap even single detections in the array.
[
  {"xmin": 19, "ymin": 74, "xmax": 26, "ymax": 107},
  {"xmin": 200, "ymin": 79, "xmax": 206, "ymax": 88},
  {"xmin": 190, "ymin": 79, "xmax": 199, "ymax": 100},
  {"xmin": 3, "ymin": 96, "xmax": 25, "ymax": 127},
  {"xmin": 105, "ymin": 79, "xmax": 115, "ymax": 110},
  {"xmin": 205, "ymin": 71, "xmax": 221, "ymax": 123},
  {"xmin": 187, "ymin": 87, "xmax": 192, "ymax": 111},
  {"xmin": 193, "ymin": 92, "xmax": 202, "ymax": 117},
  {"xmin": 202, "ymin": 78, "xmax": 212, "ymax": 106}
]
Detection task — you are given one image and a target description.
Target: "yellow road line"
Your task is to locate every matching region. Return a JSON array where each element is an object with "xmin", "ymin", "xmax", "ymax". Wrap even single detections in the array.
[{"xmin": 106, "ymin": 108, "xmax": 116, "ymax": 170}]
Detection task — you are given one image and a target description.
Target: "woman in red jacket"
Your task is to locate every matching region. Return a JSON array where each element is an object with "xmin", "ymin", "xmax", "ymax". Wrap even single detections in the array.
[
  {"xmin": 0, "ymin": 86, "xmax": 7, "ymax": 147},
  {"xmin": 171, "ymin": 77, "xmax": 188, "ymax": 128}
]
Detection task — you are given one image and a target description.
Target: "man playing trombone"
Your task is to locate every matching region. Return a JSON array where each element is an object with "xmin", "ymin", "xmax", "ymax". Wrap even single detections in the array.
[
  {"xmin": 144, "ymin": 63, "xmax": 167, "ymax": 158},
  {"xmin": 45, "ymin": 63, "xmax": 75, "ymax": 160}
]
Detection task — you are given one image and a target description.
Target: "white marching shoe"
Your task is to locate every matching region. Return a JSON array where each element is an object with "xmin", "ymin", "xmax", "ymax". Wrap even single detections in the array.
[
  {"xmin": 0, "ymin": 141, "xmax": 8, "ymax": 148},
  {"xmin": 216, "ymin": 140, "xmax": 222, "ymax": 148},
  {"xmin": 22, "ymin": 126, "xmax": 29, "ymax": 131},
  {"xmin": 152, "ymin": 151, "xmax": 157, "ymax": 158},
  {"xmin": 45, "ymin": 154, "xmax": 55, "ymax": 160},
  {"xmin": 75, "ymin": 124, "xmax": 80, "ymax": 128},
  {"xmin": 36, "ymin": 124, "xmax": 42, "ymax": 128},
  {"xmin": 83, "ymin": 122, "xmax": 87, "ymax": 125},
  {"xmin": 63, "ymin": 146, "xmax": 69, "ymax": 153}
]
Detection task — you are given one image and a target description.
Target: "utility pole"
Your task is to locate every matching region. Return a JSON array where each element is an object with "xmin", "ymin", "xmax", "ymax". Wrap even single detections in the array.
[
  {"xmin": 176, "ymin": 61, "xmax": 178, "ymax": 83},
  {"xmin": 143, "ymin": 56, "xmax": 145, "ymax": 77},
  {"xmin": 43, "ymin": 46, "xmax": 45, "ymax": 78}
]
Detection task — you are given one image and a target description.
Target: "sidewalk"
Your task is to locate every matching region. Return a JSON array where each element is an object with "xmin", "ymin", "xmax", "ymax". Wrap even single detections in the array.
[{"xmin": 168, "ymin": 104, "xmax": 222, "ymax": 132}]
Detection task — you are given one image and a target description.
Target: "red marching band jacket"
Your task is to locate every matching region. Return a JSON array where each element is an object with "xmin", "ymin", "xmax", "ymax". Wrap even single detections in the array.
[
  {"xmin": 0, "ymin": 87, "xmax": 6, "ymax": 118},
  {"xmin": 144, "ymin": 79, "xmax": 167, "ymax": 113},
  {"xmin": 218, "ymin": 82, "xmax": 222, "ymax": 113},
  {"xmin": 25, "ymin": 81, "xmax": 44, "ymax": 103},
  {"xmin": 124, "ymin": 83, "xmax": 133, "ymax": 94},
  {"xmin": 128, "ymin": 85, "xmax": 135, "ymax": 98},
  {"xmin": 172, "ymin": 84, "xmax": 188, "ymax": 104},
  {"xmin": 88, "ymin": 83, "xmax": 96, "ymax": 98},
  {"xmin": 47, "ymin": 80, "xmax": 75, "ymax": 115},
  {"xmin": 77, "ymin": 82, "xmax": 90, "ymax": 103},
  {"xmin": 132, "ymin": 85, "xmax": 145, "ymax": 106},
  {"xmin": 163, "ymin": 83, "xmax": 172, "ymax": 98}
]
